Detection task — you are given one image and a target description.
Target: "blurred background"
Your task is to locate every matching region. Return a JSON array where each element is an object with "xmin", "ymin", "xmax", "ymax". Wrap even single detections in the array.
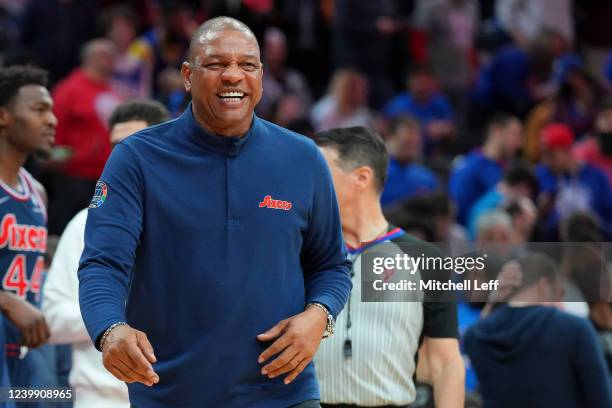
[
  {"xmin": 1, "ymin": 0, "xmax": 610, "ymax": 241},
  {"xmin": 2, "ymin": 0, "xmax": 612, "ymax": 406}
]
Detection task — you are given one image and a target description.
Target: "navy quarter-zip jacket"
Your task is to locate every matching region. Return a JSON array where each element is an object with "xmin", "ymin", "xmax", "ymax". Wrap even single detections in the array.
[{"xmin": 78, "ymin": 105, "xmax": 352, "ymax": 407}]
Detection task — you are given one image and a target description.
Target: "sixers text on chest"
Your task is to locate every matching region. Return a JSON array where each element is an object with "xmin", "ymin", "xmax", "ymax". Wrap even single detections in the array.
[
  {"xmin": 0, "ymin": 214, "xmax": 47, "ymax": 252},
  {"xmin": 259, "ymin": 195, "xmax": 293, "ymax": 211},
  {"xmin": 0, "ymin": 213, "xmax": 47, "ymax": 299}
]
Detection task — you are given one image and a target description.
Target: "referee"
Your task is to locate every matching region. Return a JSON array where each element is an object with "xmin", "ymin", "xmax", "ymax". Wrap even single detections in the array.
[{"xmin": 312, "ymin": 127, "xmax": 464, "ymax": 408}]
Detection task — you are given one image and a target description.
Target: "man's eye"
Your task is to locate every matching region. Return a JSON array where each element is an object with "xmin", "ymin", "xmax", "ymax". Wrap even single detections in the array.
[
  {"xmin": 205, "ymin": 63, "xmax": 224, "ymax": 69},
  {"xmin": 241, "ymin": 63, "xmax": 258, "ymax": 71}
]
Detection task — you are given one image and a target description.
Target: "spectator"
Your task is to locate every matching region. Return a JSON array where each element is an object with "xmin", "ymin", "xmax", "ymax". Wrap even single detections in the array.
[
  {"xmin": 536, "ymin": 123, "xmax": 612, "ymax": 239},
  {"xmin": 474, "ymin": 209, "xmax": 514, "ymax": 246},
  {"xmin": 311, "ymin": 68, "xmax": 375, "ymax": 132},
  {"xmin": 49, "ymin": 38, "xmax": 122, "ymax": 234},
  {"xmin": 449, "ymin": 112, "xmax": 523, "ymax": 225},
  {"xmin": 272, "ymin": 93, "xmax": 308, "ymax": 128},
  {"xmin": 42, "ymin": 100, "xmax": 169, "ymax": 408},
  {"xmin": 562, "ymin": 238, "xmax": 609, "ymax": 311},
  {"xmin": 465, "ymin": 253, "xmax": 612, "ymax": 408},
  {"xmin": 525, "ymin": 54, "xmax": 603, "ymax": 161},
  {"xmin": 558, "ymin": 212, "xmax": 603, "ymax": 318},
  {"xmin": 573, "ymin": 98, "xmax": 612, "ymax": 184},
  {"xmin": 470, "ymin": 29, "xmax": 567, "ymax": 119},
  {"xmin": 382, "ymin": 66, "xmax": 455, "ymax": 144},
  {"xmin": 503, "ymin": 197, "xmax": 538, "ymax": 247},
  {"xmin": 467, "ymin": 165, "xmax": 538, "ymax": 238},
  {"xmin": 103, "ymin": 6, "xmax": 154, "ymax": 100},
  {"xmin": 495, "ymin": 0, "xmax": 574, "ymax": 46},
  {"xmin": 380, "ymin": 115, "xmax": 439, "ymax": 206},
  {"xmin": 412, "ymin": 0, "xmax": 480, "ymax": 111},
  {"xmin": 256, "ymin": 27, "xmax": 313, "ymax": 120}
]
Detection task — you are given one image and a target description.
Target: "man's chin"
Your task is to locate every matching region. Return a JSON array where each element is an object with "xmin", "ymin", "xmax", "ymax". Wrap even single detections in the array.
[{"xmin": 215, "ymin": 112, "xmax": 253, "ymax": 131}]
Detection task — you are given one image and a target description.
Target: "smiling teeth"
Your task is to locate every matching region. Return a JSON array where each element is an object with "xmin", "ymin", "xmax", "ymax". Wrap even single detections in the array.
[{"xmin": 219, "ymin": 92, "xmax": 244, "ymax": 98}]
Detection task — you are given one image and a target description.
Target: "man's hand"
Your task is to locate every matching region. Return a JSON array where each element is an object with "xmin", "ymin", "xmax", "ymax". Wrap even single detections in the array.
[
  {"xmin": 102, "ymin": 324, "xmax": 159, "ymax": 387},
  {"xmin": 0, "ymin": 291, "xmax": 49, "ymax": 348},
  {"xmin": 257, "ymin": 305, "xmax": 327, "ymax": 384}
]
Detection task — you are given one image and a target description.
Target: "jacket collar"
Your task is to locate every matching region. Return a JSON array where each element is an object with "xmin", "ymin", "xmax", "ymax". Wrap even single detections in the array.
[{"xmin": 180, "ymin": 102, "xmax": 259, "ymax": 156}]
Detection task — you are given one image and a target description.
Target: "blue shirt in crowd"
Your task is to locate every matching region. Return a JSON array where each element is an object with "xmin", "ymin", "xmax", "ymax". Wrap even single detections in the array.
[
  {"xmin": 536, "ymin": 163, "xmax": 612, "ymax": 238},
  {"xmin": 78, "ymin": 105, "xmax": 352, "ymax": 408},
  {"xmin": 465, "ymin": 305, "xmax": 612, "ymax": 408},
  {"xmin": 380, "ymin": 158, "xmax": 439, "ymax": 207},
  {"xmin": 472, "ymin": 46, "xmax": 531, "ymax": 109},
  {"xmin": 449, "ymin": 151, "xmax": 503, "ymax": 225},
  {"xmin": 382, "ymin": 91, "xmax": 453, "ymax": 124}
]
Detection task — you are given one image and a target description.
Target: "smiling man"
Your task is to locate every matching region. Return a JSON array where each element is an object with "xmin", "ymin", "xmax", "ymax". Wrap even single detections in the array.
[{"xmin": 78, "ymin": 17, "xmax": 351, "ymax": 408}]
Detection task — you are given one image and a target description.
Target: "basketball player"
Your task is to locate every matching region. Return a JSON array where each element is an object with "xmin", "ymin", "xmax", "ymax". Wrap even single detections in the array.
[{"xmin": 0, "ymin": 65, "xmax": 56, "ymax": 404}]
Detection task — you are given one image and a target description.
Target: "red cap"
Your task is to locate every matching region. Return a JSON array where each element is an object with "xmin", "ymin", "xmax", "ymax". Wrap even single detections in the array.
[{"xmin": 540, "ymin": 123, "xmax": 574, "ymax": 150}]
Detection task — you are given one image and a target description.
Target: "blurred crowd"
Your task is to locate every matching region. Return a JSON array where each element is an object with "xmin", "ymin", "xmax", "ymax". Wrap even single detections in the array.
[{"xmin": 1, "ymin": 0, "xmax": 612, "ymax": 407}]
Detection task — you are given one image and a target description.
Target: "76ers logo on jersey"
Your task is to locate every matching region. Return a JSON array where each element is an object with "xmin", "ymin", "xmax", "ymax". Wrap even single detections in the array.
[
  {"xmin": 259, "ymin": 195, "xmax": 292, "ymax": 211},
  {"xmin": 0, "ymin": 214, "xmax": 47, "ymax": 299}
]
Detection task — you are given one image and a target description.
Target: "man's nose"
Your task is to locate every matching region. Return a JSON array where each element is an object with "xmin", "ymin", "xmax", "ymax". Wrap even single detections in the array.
[
  {"xmin": 47, "ymin": 111, "xmax": 58, "ymax": 128},
  {"xmin": 221, "ymin": 63, "xmax": 243, "ymax": 84}
]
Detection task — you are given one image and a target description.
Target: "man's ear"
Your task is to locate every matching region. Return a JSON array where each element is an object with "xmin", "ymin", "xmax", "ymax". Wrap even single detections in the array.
[
  {"xmin": 354, "ymin": 166, "xmax": 375, "ymax": 191},
  {"xmin": 181, "ymin": 62, "xmax": 192, "ymax": 92}
]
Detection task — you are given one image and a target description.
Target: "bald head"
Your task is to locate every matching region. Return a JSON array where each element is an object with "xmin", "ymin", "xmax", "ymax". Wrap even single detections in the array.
[
  {"xmin": 81, "ymin": 39, "xmax": 116, "ymax": 65},
  {"xmin": 188, "ymin": 17, "xmax": 259, "ymax": 63},
  {"xmin": 80, "ymin": 38, "xmax": 116, "ymax": 80}
]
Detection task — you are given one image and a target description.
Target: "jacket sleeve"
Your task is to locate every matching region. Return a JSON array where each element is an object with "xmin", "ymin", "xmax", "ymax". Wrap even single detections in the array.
[
  {"xmin": 78, "ymin": 142, "xmax": 144, "ymax": 350},
  {"xmin": 42, "ymin": 210, "xmax": 90, "ymax": 344},
  {"xmin": 300, "ymin": 147, "xmax": 352, "ymax": 318}
]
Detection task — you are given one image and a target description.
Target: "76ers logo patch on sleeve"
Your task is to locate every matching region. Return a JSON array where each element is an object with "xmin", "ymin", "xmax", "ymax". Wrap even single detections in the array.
[{"xmin": 89, "ymin": 180, "xmax": 108, "ymax": 208}]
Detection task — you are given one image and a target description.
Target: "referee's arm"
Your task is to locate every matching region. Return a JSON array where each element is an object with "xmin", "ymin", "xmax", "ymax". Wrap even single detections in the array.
[{"xmin": 421, "ymin": 336, "xmax": 465, "ymax": 408}]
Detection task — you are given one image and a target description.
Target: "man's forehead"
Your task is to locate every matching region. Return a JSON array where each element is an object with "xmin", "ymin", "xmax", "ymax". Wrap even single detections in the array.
[
  {"xmin": 16, "ymin": 85, "xmax": 52, "ymax": 104},
  {"xmin": 195, "ymin": 30, "xmax": 260, "ymax": 58}
]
